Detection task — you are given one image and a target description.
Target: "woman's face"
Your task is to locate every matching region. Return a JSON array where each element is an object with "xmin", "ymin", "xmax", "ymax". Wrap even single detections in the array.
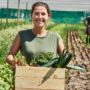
[{"xmin": 31, "ymin": 6, "xmax": 50, "ymax": 28}]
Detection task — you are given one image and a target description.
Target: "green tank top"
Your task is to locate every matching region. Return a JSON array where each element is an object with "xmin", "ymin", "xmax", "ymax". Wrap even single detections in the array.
[{"xmin": 19, "ymin": 29, "xmax": 61, "ymax": 64}]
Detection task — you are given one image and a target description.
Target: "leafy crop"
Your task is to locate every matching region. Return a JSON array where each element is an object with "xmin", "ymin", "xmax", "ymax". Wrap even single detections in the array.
[
  {"xmin": 0, "ymin": 63, "xmax": 14, "ymax": 90},
  {"xmin": 30, "ymin": 52, "xmax": 54, "ymax": 66},
  {"xmin": 0, "ymin": 19, "xmax": 33, "ymax": 89},
  {"xmin": 0, "ymin": 19, "xmax": 89, "ymax": 89},
  {"xmin": 0, "ymin": 19, "xmax": 32, "ymax": 31}
]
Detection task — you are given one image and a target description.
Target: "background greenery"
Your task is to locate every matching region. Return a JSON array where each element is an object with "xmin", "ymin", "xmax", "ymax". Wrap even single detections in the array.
[
  {"xmin": 0, "ymin": 18, "xmax": 90, "ymax": 89},
  {"xmin": 1, "ymin": 8, "xmax": 90, "ymax": 23}
]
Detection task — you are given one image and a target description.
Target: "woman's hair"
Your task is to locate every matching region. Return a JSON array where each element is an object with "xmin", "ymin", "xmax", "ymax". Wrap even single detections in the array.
[{"xmin": 31, "ymin": 2, "xmax": 52, "ymax": 16}]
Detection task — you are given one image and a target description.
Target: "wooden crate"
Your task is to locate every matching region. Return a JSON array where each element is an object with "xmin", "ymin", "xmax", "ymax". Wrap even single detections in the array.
[{"xmin": 15, "ymin": 66, "xmax": 65, "ymax": 90}]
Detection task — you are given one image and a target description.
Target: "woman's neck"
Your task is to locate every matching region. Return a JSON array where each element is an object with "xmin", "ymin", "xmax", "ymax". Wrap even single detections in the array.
[{"xmin": 32, "ymin": 27, "xmax": 48, "ymax": 37}]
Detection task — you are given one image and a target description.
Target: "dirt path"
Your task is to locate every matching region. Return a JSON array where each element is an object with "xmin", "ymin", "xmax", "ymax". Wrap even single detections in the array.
[{"xmin": 65, "ymin": 31, "xmax": 90, "ymax": 90}]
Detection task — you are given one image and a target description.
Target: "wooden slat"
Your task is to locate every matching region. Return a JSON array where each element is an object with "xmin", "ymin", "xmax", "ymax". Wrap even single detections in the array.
[
  {"xmin": 15, "ymin": 77, "xmax": 64, "ymax": 89},
  {"xmin": 15, "ymin": 66, "xmax": 65, "ymax": 78},
  {"xmin": 16, "ymin": 88, "xmax": 62, "ymax": 90},
  {"xmin": 15, "ymin": 66, "xmax": 65, "ymax": 90}
]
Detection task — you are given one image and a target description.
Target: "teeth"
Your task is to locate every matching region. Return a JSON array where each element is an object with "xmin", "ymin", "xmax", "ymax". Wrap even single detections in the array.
[{"xmin": 37, "ymin": 21, "xmax": 43, "ymax": 23}]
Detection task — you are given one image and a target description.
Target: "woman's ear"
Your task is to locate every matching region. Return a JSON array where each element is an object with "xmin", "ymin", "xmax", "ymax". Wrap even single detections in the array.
[{"xmin": 48, "ymin": 14, "xmax": 51, "ymax": 20}]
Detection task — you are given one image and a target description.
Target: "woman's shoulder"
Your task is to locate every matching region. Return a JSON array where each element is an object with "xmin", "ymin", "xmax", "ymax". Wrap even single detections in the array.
[
  {"xmin": 19, "ymin": 29, "xmax": 33, "ymax": 36},
  {"xmin": 48, "ymin": 31, "xmax": 61, "ymax": 44},
  {"xmin": 19, "ymin": 29, "xmax": 31, "ymax": 33},
  {"xmin": 19, "ymin": 29, "xmax": 32, "ymax": 38},
  {"xmin": 49, "ymin": 31, "xmax": 61, "ymax": 37}
]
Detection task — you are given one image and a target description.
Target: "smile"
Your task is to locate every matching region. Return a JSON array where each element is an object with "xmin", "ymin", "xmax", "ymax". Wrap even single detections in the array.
[{"xmin": 36, "ymin": 21, "xmax": 44, "ymax": 24}]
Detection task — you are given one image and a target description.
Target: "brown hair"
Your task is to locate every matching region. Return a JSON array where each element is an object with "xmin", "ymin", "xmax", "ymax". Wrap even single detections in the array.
[{"xmin": 31, "ymin": 2, "xmax": 52, "ymax": 17}]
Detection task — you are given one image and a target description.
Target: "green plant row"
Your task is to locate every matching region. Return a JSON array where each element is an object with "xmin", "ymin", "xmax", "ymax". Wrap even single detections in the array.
[
  {"xmin": 0, "ymin": 21, "xmax": 89, "ymax": 89},
  {"xmin": 0, "ymin": 63, "xmax": 14, "ymax": 90},
  {"xmin": 0, "ymin": 19, "xmax": 31, "ymax": 31},
  {"xmin": 0, "ymin": 22, "xmax": 34, "ymax": 90}
]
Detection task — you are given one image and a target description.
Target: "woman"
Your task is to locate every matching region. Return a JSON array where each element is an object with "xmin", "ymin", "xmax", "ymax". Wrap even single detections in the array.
[{"xmin": 6, "ymin": 2, "xmax": 65, "ymax": 69}]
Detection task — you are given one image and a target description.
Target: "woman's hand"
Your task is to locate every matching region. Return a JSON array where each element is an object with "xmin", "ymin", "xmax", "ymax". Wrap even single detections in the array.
[
  {"xmin": 12, "ymin": 60, "xmax": 23, "ymax": 70},
  {"xmin": 6, "ymin": 33, "xmax": 21, "ymax": 65},
  {"xmin": 12, "ymin": 62, "xmax": 17, "ymax": 71}
]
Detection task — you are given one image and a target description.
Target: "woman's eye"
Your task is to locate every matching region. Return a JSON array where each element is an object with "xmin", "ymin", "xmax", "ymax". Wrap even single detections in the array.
[
  {"xmin": 34, "ymin": 12, "xmax": 46, "ymax": 16},
  {"xmin": 42, "ymin": 13, "xmax": 45, "ymax": 15},
  {"xmin": 35, "ymin": 13, "xmax": 39, "ymax": 15}
]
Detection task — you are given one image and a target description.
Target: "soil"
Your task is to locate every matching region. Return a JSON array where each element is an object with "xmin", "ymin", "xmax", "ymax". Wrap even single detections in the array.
[{"xmin": 65, "ymin": 31, "xmax": 90, "ymax": 90}]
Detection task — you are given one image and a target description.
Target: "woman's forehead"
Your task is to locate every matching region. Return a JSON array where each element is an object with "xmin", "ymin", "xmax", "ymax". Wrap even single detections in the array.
[{"xmin": 33, "ymin": 6, "xmax": 47, "ymax": 12}]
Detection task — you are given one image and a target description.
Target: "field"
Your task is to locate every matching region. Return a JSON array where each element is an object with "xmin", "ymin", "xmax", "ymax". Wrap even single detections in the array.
[{"xmin": 0, "ymin": 19, "xmax": 90, "ymax": 90}]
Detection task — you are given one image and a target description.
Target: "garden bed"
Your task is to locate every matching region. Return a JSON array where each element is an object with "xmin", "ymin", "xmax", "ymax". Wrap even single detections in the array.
[{"xmin": 65, "ymin": 31, "xmax": 90, "ymax": 90}]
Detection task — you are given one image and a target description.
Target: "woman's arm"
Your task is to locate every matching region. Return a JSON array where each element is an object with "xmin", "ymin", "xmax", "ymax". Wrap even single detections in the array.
[
  {"xmin": 6, "ymin": 33, "xmax": 21, "ymax": 66},
  {"xmin": 57, "ymin": 38, "xmax": 65, "ymax": 55}
]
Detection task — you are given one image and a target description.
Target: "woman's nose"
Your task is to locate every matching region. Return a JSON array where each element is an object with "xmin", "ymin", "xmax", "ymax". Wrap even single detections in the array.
[{"xmin": 38, "ymin": 14, "xmax": 42, "ymax": 18}]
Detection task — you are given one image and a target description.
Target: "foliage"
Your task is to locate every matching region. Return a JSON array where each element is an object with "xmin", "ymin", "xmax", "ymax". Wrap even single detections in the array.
[
  {"xmin": 30, "ymin": 52, "xmax": 54, "ymax": 66},
  {"xmin": 0, "ymin": 63, "xmax": 14, "ymax": 90},
  {"xmin": 40, "ymin": 49, "xmax": 86, "ymax": 72},
  {"xmin": 64, "ymin": 24, "xmax": 80, "ymax": 31},
  {"xmin": 0, "ymin": 19, "xmax": 33, "ymax": 89},
  {"xmin": 0, "ymin": 19, "xmax": 31, "ymax": 31},
  {"xmin": 0, "ymin": 19, "xmax": 89, "ymax": 89}
]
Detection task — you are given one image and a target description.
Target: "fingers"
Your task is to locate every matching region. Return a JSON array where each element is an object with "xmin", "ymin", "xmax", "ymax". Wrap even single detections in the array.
[
  {"xmin": 12, "ymin": 62, "xmax": 17, "ymax": 71},
  {"xmin": 12, "ymin": 60, "xmax": 30, "ymax": 71}
]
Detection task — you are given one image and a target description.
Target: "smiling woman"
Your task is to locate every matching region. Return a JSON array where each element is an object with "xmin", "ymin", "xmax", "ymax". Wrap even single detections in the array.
[
  {"xmin": 31, "ymin": 6, "xmax": 50, "ymax": 29},
  {"xmin": 31, "ymin": 5, "xmax": 50, "ymax": 36},
  {"xmin": 6, "ymin": 2, "xmax": 65, "ymax": 69},
  {"xmin": 30, "ymin": 2, "xmax": 51, "ymax": 36}
]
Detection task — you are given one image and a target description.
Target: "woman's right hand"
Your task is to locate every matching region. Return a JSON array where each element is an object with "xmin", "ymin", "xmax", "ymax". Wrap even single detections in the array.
[
  {"xmin": 12, "ymin": 62, "xmax": 17, "ymax": 71},
  {"xmin": 6, "ymin": 33, "xmax": 21, "ymax": 67},
  {"xmin": 12, "ymin": 60, "xmax": 23, "ymax": 70}
]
